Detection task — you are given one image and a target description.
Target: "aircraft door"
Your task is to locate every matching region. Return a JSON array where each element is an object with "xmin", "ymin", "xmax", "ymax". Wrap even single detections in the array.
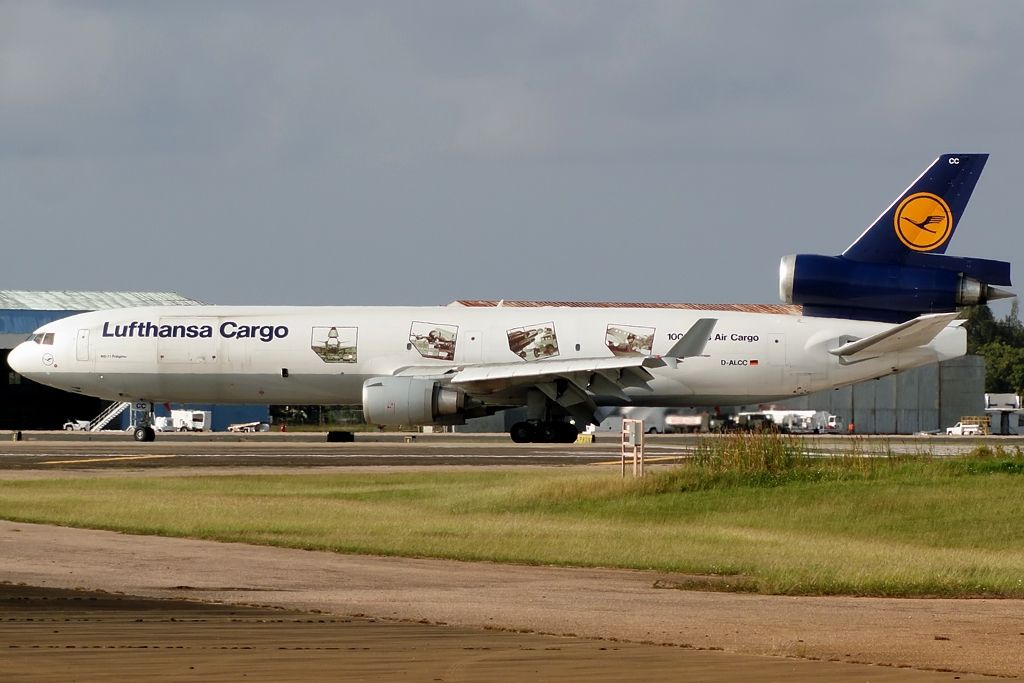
[
  {"xmin": 458, "ymin": 330, "xmax": 484, "ymax": 364},
  {"xmin": 76, "ymin": 329, "xmax": 89, "ymax": 361},
  {"xmin": 157, "ymin": 318, "xmax": 222, "ymax": 364},
  {"xmin": 744, "ymin": 332, "xmax": 785, "ymax": 395},
  {"xmin": 766, "ymin": 333, "xmax": 785, "ymax": 366}
]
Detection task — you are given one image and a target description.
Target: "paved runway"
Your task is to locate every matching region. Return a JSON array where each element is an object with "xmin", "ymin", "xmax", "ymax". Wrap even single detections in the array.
[{"xmin": 0, "ymin": 431, "xmax": 1013, "ymax": 470}]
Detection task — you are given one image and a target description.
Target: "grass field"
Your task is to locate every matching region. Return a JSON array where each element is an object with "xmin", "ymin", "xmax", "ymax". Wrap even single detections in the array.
[{"xmin": 2, "ymin": 436, "xmax": 1023, "ymax": 597}]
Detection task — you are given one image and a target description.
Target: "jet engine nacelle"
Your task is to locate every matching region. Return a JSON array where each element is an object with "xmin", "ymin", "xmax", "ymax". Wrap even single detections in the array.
[
  {"xmin": 779, "ymin": 254, "xmax": 1010, "ymax": 320},
  {"xmin": 362, "ymin": 377, "xmax": 465, "ymax": 426}
]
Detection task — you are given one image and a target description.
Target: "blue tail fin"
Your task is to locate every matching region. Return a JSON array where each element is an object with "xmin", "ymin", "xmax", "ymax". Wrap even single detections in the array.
[{"xmin": 843, "ymin": 154, "xmax": 987, "ymax": 263}]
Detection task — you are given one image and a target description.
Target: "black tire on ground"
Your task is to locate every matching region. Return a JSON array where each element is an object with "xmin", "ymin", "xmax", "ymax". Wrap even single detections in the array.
[
  {"xmin": 556, "ymin": 422, "xmax": 579, "ymax": 443},
  {"xmin": 133, "ymin": 426, "xmax": 156, "ymax": 442},
  {"xmin": 326, "ymin": 431, "xmax": 355, "ymax": 443},
  {"xmin": 509, "ymin": 421, "xmax": 535, "ymax": 443},
  {"xmin": 538, "ymin": 422, "xmax": 560, "ymax": 443},
  {"xmin": 64, "ymin": 424, "xmax": 75, "ymax": 431}
]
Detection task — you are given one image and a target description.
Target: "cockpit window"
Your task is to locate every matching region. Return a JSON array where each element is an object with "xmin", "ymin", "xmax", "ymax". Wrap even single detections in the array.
[{"xmin": 31, "ymin": 333, "xmax": 55, "ymax": 345}]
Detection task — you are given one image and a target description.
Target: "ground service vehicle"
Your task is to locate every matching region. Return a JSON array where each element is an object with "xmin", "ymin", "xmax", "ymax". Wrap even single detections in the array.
[{"xmin": 946, "ymin": 422, "xmax": 981, "ymax": 436}]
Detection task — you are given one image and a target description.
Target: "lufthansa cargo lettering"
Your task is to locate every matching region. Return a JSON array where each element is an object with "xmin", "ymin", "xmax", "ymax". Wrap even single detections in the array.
[
  {"xmin": 219, "ymin": 321, "xmax": 289, "ymax": 342},
  {"xmin": 102, "ymin": 321, "xmax": 288, "ymax": 342}
]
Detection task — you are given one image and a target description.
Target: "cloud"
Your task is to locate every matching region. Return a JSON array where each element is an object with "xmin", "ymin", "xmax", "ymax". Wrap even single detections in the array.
[
  {"xmin": 1, "ymin": 2, "xmax": 1022, "ymax": 305},
  {"xmin": 876, "ymin": 3, "xmax": 1006, "ymax": 117},
  {"xmin": 431, "ymin": 77, "xmax": 555, "ymax": 160},
  {"xmin": 0, "ymin": 2, "xmax": 118, "ymax": 108}
]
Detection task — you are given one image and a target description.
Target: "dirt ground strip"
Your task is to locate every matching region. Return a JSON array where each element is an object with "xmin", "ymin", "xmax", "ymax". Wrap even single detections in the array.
[
  {"xmin": 0, "ymin": 521, "xmax": 1019, "ymax": 680},
  {"xmin": 1, "ymin": 584, "xmax": 978, "ymax": 683}
]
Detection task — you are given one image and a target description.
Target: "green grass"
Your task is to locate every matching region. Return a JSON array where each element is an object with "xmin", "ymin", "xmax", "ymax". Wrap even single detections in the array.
[{"xmin": 2, "ymin": 435, "xmax": 1024, "ymax": 597}]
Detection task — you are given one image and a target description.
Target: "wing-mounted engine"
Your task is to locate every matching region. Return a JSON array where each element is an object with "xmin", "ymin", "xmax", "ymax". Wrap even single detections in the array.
[
  {"xmin": 362, "ymin": 377, "xmax": 466, "ymax": 426},
  {"xmin": 779, "ymin": 253, "xmax": 1013, "ymax": 322}
]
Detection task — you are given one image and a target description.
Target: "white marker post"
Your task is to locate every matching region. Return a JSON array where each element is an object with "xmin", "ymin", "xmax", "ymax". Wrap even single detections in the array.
[{"xmin": 621, "ymin": 419, "xmax": 645, "ymax": 477}]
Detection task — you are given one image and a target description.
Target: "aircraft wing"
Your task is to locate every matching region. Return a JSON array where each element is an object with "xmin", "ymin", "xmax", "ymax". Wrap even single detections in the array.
[
  {"xmin": 450, "ymin": 355, "xmax": 666, "ymax": 385},
  {"xmin": 441, "ymin": 318, "xmax": 717, "ymax": 426},
  {"xmin": 391, "ymin": 319, "xmax": 716, "ymax": 425},
  {"xmin": 393, "ymin": 357, "xmax": 665, "ymax": 390},
  {"xmin": 828, "ymin": 312, "xmax": 960, "ymax": 358},
  {"xmin": 448, "ymin": 356, "xmax": 656, "ymax": 427}
]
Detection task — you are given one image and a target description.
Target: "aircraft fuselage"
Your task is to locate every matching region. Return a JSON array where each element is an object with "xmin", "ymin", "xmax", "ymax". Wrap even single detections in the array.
[{"xmin": 9, "ymin": 304, "xmax": 965, "ymax": 409}]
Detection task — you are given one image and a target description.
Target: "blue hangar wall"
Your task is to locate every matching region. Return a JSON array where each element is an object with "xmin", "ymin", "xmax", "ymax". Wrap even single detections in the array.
[{"xmin": 2, "ymin": 306, "xmax": 268, "ymax": 431}]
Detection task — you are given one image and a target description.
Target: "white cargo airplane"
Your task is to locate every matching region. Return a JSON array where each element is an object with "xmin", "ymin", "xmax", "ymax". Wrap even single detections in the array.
[{"xmin": 8, "ymin": 154, "xmax": 1013, "ymax": 442}]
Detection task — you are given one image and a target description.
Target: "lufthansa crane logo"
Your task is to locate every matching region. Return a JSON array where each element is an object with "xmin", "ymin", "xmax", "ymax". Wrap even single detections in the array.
[{"xmin": 893, "ymin": 192, "xmax": 953, "ymax": 251}]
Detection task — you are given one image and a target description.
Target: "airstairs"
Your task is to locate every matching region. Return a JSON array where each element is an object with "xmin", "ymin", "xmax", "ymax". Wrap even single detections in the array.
[{"xmin": 90, "ymin": 401, "xmax": 131, "ymax": 432}]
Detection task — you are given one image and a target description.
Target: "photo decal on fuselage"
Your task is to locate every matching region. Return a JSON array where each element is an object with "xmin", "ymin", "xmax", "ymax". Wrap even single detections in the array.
[
  {"xmin": 507, "ymin": 322, "xmax": 559, "ymax": 360},
  {"xmin": 311, "ymin": 326, "xmax": 358, "ymax": 363},
  {"xmin": 605, "ymin": 324, "xmax": 654, "ymax": 356},
  {"xmin": 409, "ymin": 322, "xmax": 458, "ymax": 361}
]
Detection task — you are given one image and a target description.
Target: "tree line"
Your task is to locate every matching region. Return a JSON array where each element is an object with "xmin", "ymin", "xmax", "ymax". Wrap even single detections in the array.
[{"xmin": 964, "ymin": 303, "xmax": 1024, "ymax": 395}]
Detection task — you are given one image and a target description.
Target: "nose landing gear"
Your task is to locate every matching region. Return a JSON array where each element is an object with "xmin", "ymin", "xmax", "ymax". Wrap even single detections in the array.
[
  {"xmin": 131, "ymin": 401, "xmax": 157, "ymax": 442},
  {"xmin": 133, "ymin": 425, "xmax": 156, "ymax": 442}
]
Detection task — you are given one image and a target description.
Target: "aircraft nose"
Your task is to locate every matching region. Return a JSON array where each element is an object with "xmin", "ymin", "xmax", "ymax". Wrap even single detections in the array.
[{"xmin": 7, "ymin": 341, "xmax": 36, "ymax": 377}]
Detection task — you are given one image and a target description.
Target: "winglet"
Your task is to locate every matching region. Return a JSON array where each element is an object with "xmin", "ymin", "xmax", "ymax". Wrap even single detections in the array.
[{"xmin": 666, "ymin": 318, "xmax": 717, "ymax": 359}]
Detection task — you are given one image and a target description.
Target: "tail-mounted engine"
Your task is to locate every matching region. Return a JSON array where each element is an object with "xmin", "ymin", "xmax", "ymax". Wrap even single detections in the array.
[
  {"xmin": 362, "ymin": 377, "xmax": 466, "ymax": 426},
  {"xmin": 779, "ymin": 253, "xmax": 1013, "ymax": 322}
]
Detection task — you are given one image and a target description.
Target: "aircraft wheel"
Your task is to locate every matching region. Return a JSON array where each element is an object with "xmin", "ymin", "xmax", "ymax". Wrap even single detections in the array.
[
  {"xmin": 538, "ymin": 422, "xmax": 560, "ymax": 443},
  {"xmin": 509, "ymin": 421, "xmax": 535, "ymax": 443},
  {"xmin": 133, "ymin": 426, "xmax": 156, "ymax": 442},
  {"xmin": 556, "ymin": 422, "xmax": 579, "ymax": 443},
  {"xmin": 326, "ymin": 430, "xmax": 355, "ymax": 443}
]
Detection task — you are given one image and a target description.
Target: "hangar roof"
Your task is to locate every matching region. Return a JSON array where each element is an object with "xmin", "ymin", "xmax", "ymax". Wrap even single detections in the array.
[
  {"xmin": 450, "ymin": 300, "xmax": 801, "ymax": 314},
  {"xmin": 0, "ymin": 290, "xmax": 203, "ymax": 311}
]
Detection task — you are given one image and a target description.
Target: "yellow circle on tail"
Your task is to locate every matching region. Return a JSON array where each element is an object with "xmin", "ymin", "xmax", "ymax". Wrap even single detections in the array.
[{"xmin": 893, "ymin": 192, "xmax": 953, "ymax": 251}]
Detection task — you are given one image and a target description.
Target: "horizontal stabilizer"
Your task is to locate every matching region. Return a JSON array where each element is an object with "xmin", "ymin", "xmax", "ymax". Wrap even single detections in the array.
[
  {"xmin": 665, "ymin": 318, "xmax": 717, "ymax": 359},
  {"xmin": 829, "ymin": 312, "xmax": 959, "ymax": 358}
]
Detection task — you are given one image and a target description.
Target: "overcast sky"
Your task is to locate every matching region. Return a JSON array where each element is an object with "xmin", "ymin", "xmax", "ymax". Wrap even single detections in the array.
[{"xmin": 2, "ymin": 1, "xmax": 1023, "ymax": 308}]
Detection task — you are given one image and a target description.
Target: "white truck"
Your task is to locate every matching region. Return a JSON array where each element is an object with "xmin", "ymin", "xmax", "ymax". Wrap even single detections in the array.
[
  {"xmin": 664, "ymin": 413, "xmax": 710, "ymax": 433},
  {"xmin": 162, "ymin": 410, "xmax": 213, "ymax": 432},
  {"xmin": 946, "ymin": 421, "xmax": 982, "ymax": 436},
  {"xmin": 738, "ymin": 410, "xmax": 838, "ymax": 434}
]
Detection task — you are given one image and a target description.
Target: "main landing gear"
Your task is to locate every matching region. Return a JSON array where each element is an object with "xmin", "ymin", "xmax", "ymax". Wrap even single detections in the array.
[{"xmin": 509, "ymin": 420, "xmax": 579, "ymax": 444}]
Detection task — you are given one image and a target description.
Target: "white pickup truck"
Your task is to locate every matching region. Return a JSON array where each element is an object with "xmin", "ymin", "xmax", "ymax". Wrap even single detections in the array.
[{"xmin": 946, "ymin": 422, "xmax": 981, "ymax": 436}]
